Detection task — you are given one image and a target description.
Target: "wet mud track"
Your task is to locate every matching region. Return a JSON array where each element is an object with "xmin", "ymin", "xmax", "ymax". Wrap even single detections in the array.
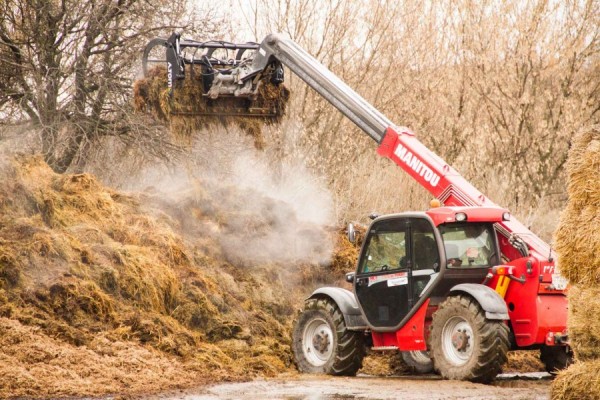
[{"xmin": 160, "ymin": 372, "xmax": 551, "ymax": 400}]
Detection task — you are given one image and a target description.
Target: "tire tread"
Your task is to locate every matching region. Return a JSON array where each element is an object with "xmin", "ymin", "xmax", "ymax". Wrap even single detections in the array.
[
  {"xmin": 293, "ymin": 297, "xmax": 365, "ymax": 376},
  {"xmin": 429, "ymin": 295, "xmax": 509, "ymax": 383}
]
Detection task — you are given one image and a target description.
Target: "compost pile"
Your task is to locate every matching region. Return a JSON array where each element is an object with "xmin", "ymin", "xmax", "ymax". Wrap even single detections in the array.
[
  {"xmin": 552, "ymin": 125, "xmax": 600, "ymax": 400},
  {"xmin": 133, "ymin": 66, "xmax": 290, "ymax": 149},
  {"xmin": 0, "ymin": 155, "xmax": 348, "ymax": 398}
]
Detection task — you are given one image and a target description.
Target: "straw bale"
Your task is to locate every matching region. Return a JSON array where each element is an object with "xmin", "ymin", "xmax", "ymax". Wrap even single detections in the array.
[
  {"xmin": 563, "ymin": 126, "xmax": 600, "ymax": 208},
  {"xmin": 554, "ymin": 204, "xmax": 600, "ymax": 285},
  {"xmin": 551, "ymin": 359, "xmax": 600, "ymax": 400},
  {"xmin": 565, "ymin": 286, "xmax": 600, "ymax": 360},
  {"xmin": 554, "ymin": 126, "xmax": 600, "ymax": 285}
]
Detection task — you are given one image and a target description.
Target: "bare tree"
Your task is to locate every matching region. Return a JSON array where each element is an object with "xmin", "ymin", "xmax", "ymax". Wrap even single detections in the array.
[{"xmin": 0, "ymin": 0, "xmax": 221, "ymax": 172}]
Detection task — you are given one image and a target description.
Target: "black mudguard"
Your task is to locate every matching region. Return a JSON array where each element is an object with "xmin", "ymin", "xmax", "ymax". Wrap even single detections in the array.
[
  {"xmin": 308, "ymin": 287, "xmax": 367, "ymax": 330},
  {"xmin": 448, "ymin": 283, "xmax": 509, "ymax": 320}
]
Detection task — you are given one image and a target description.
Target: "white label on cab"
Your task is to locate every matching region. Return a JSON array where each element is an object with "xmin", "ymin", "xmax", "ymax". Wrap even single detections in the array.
[{"xmin": 387, "ymin": 276, "xmax": 408, "ymax": 287}]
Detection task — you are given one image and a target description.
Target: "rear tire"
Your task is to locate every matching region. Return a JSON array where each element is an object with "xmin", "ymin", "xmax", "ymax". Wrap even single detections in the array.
[
  {"xmin": 292, "ymin": 297, "xmax": 365, "ymax": 376},
  {"xmin": 540, "ymin": 345, "xmax": 573, "ymax": 374},
  {"xmin": 401, "ymin": 350, "xmax": 434, "ymax": 374},
  {"xmin": 429, "ymin": 296, "xmax": 509, "ymax": 383}
]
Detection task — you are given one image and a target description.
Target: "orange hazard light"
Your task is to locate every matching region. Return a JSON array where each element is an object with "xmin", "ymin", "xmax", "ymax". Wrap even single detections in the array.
[{"xmin": 493, "ymin": 265, "xmax": 511, "ymax": 276}]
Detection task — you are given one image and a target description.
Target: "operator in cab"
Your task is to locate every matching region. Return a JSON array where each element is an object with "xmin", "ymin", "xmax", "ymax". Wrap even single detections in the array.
[{"xmin": 441, "ymin": 223, "xmax": 496, "ymax": 268}]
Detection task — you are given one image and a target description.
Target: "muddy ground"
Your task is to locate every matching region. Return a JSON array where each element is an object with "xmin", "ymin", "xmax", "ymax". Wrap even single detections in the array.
[{"xmin": 154, "ymin": 373, "xmax": 551, "ymax": 400}]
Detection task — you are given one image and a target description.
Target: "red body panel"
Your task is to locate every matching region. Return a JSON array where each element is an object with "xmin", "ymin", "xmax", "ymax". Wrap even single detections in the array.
[
  {"xmin": 375, "ymin": 126, "xmax": 567, "ymax": 349},
  {"xmin": 486, "ymin": 256, "xmax": 538, "ymax": 346},
  {"xmin": 371, "ymin": 299, "xmax": 430, "ymax": 351},
  {"xmin": 497, "ymin": 254, "xmax": 568, "ymax": 347}
]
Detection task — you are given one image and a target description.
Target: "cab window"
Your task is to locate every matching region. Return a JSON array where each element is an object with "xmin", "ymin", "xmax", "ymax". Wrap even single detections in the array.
[
  {"xmin": 359, "ymin": 231, "xmax": 406, "ymax": 273},
  {"xmin": 440, "ymin": 223, "xmax": 497, "ymax": 268},
  {"xmin": 359, "ymin": 220, "xmax": 407, "ymax": 274}
]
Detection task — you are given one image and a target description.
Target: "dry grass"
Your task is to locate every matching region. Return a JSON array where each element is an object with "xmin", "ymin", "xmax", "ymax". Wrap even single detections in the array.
[
  {"xmin": 329, "ymin": 225, "xmax": 365, "ymax": 275},
  {"xmin": 359, "ymin": 352, "xmax": 411, "ymax": 376},
  {"xmin": 359, "ymin": 350, "xmax": 545, "ymax": 377},
  {"xmin": 505, "ymin": 351, "xmax": 544, "ymax": 373},
  {"xmin": 0, "ymin": 317, "xmax": 201, "ymax": 398}
]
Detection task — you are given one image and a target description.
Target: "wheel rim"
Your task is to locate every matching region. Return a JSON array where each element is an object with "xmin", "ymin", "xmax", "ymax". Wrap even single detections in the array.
[
  {"xmin": 302, "ymin": 317, "xmax": 334, "ymax": 367},
  {"xmin": 441, "ymin": 316, "xmax": 474, "ymax": 366}
]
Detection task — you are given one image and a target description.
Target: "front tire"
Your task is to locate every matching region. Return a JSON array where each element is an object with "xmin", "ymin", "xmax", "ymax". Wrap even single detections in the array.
[
  {"xmin": 429, "ymin": 296, "xmax": 509, "ymax": 383},
  {"xmin": 292, "ymin": 297, "xmax": 365, "ymax": 376}
]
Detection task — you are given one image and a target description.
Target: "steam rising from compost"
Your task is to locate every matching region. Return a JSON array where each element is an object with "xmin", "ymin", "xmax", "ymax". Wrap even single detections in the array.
[
  {"xmin": 127, "ymin": 127, "xmax": 334, "ymax": 266},
  {"xmin": 216, "ymin": 153, "xmax": 334, "ymax": 265}
]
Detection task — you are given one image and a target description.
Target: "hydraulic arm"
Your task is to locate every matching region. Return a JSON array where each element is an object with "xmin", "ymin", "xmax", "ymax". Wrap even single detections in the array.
[{"xmin": 247, "ymin": 34, "xmax": 554, "ymax": 266}]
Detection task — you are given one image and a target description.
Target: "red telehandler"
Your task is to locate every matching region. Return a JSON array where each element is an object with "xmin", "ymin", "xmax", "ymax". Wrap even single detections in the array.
[{"xmin": 143, "ymin": 33, "xmax": 571, "ymax": 382}]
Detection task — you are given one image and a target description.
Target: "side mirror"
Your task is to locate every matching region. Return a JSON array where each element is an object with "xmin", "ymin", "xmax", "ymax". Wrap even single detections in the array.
[
  {"xmin": 345, "ymin": 272, "xmax": 355, "ymax": 283},
  {"xmin": 347, "ymin": 223, "xmax": 356, "ymax": 243}
]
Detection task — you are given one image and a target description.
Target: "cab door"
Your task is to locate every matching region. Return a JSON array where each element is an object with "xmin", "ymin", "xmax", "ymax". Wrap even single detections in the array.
[{"xmin": 355, "ymin": 217, "xmax": 439, "ymax": 329}]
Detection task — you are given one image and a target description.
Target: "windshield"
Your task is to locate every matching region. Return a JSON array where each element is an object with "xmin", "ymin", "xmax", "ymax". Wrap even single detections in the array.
[
  {"xmin": 359, "ymin": 230, "xmax": 407, "ymax": 273},
  {"xmin": 440, "ymin": 223, "xmax": 497, "ymax": 268}
]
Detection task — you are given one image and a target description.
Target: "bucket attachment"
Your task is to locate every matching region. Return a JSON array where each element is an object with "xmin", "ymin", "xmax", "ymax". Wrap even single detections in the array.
[{"xmin": 136, "ymin": 33, "xmax": 288, "ymax": 120}]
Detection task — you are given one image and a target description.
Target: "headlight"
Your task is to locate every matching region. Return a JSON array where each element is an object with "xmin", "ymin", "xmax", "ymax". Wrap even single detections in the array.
[
  {"xmin": 455, "ymin": 212, "xmax": 467, "ymax": 222},
  {"xmin": 502, "ymin": 212, "xmax": 511, "ymax": 221}
]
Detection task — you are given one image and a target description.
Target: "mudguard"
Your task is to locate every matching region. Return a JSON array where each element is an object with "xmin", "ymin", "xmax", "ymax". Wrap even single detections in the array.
[
  {"xmin": 308, "ymin": 287, "xmax": 367, "ymax": 330},
  {"xmin": 449, "ymin": 283, "xmax": 509, "ymax": 320}
]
